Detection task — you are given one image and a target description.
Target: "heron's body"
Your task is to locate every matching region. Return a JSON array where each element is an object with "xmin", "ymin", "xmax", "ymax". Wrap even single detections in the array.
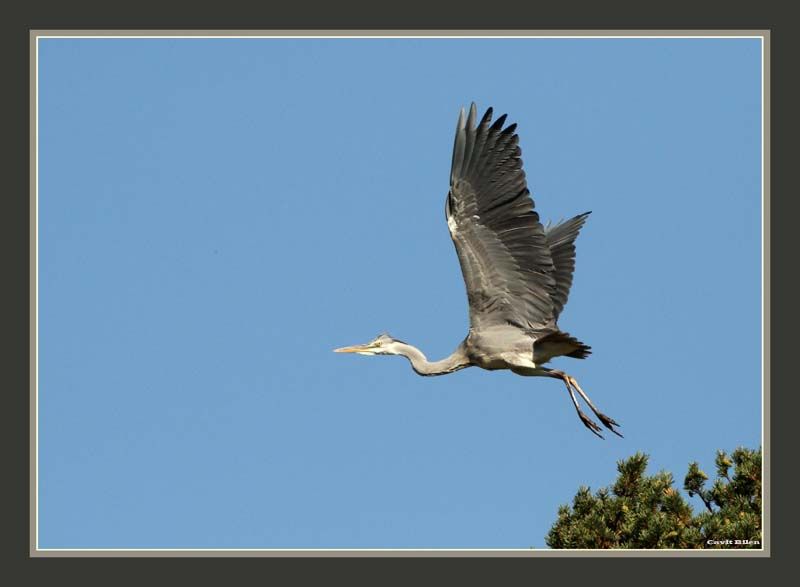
[
  {"xmin": 468, "ymin": 325, "xmax": 539, "ymax": 371},
  {"xmin": 464, "ymin": 324, "xmax": 589, "ymax": 371},
  {"xmin": 335, "ymin": 103, "xmax": 621, "ymax": 438}
]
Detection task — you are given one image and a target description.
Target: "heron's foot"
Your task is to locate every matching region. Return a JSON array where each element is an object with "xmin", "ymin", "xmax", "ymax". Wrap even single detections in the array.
[
  {"xmin": 565, "ymin": 375, "xmax": 622, "ymax": 438},
  {"xmin": 596, "ymin": 412, "xmax": 624, "ymax": 438},
  {"xmin": 576, "ymin": 410, "xmax": 604, "ymax": 439}
]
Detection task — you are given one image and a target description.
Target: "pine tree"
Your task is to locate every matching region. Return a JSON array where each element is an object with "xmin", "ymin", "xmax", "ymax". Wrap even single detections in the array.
[{"xmin": 546, "ymin": 447, "xmax": 762, "ymax": 549}]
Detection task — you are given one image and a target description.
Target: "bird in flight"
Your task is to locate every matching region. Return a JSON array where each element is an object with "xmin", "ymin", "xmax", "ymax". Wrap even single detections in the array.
[{"xmin": 335, "ymin": 103, "xmax": 621, "ymax": 438}]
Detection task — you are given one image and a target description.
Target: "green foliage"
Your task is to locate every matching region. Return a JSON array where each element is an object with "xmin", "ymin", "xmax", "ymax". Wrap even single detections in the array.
[{"xmin": 546, "ymin": 448, "xmax": 762, "ymax": 549}]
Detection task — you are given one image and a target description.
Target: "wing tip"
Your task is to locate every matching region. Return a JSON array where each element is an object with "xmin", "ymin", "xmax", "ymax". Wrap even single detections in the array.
[
  {"xmin": 451, "ymin": 106, "xmax": 468, "ymax": 183},
  {"xmin": 491, "ymin": 113, "xmax": 508, "ymax": 131},
  {"xmin": 501, "ymin": 122, "xmax": 518, "ymax": 136},
  {"xmin": 468, "ymin": 102, "xmax": 477, "ymax": 127}
]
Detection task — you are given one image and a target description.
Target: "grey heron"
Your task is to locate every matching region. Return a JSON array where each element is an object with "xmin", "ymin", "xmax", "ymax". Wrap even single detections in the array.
[{"xmin": 335, "ymin": 103, "xmax": 621, "ymax": 438}]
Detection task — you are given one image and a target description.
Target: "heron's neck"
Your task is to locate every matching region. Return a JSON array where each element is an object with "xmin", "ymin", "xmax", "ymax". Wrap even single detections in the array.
[{"xmin": 394, "ymin": 342, "xmax": 470, "ymax": 376}]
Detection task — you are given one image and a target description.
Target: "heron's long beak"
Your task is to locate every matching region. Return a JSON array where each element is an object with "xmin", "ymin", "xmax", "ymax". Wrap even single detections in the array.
[{"xmin": 333, "ymin": 343, "xmax": 375, "ymax": 354}]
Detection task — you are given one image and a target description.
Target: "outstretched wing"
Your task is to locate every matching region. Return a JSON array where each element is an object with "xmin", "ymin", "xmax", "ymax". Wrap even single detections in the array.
[
  {"xmin": 545, "ymin": 212, "xmax": 591, "ymax": 320},
  {"xmin": 446, "ymin": 103, "xmax": 556, "ymax": 331}
]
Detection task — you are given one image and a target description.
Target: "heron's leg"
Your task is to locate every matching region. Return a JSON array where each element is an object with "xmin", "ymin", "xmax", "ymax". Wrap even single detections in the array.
[
  {"xmin": 543, "ymin": 369, "xmax": 604, "ymax": 438},
  {"xmin": 565, "ymin": 375, "xmax": 623, "ymax": 438}
]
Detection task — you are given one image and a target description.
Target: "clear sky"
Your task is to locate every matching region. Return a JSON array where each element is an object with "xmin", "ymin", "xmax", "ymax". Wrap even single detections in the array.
[{"xmin": 38, "ymin": 37, "xmax": 762, "ymax": 549}]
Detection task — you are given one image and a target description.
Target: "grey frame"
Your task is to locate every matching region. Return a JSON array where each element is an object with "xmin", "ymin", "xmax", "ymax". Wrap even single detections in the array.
[{"xmin": 29, "ymin": 29, "xmax": 770, "ymax": 557}]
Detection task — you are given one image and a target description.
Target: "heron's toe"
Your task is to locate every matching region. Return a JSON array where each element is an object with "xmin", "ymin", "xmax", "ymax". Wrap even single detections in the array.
[
  {"xmin": 578, "ymin": 413, "xmax": 604, "ymax": 439},
  {"xmin": 596, "ymin": 413, "xmax": 623, "ymax": 437}
]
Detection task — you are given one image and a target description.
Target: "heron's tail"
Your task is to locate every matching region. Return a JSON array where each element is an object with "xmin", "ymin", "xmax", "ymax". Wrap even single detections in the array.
[
  {"xmin": 537, "ymin": 330, "xmax": 592, "ymax": 360},
  {"xmin": 566, "ymin": 340, "xmax": 592, "ymax": 359}
]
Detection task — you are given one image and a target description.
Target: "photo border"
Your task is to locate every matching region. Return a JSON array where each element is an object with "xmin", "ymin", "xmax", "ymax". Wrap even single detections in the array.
[{"xmin": 29, "ymin": 28, "xmax": 770, "ymax": 559}]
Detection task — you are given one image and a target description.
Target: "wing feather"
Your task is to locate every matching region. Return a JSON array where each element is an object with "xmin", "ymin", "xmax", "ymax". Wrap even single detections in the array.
[
  {"xmin": 545, "ymin": 212, "xmax": 591, "ymax": 319},
  {"xmin": 446, "ymin": 103, "xmax": 556, "ymax": 331}
]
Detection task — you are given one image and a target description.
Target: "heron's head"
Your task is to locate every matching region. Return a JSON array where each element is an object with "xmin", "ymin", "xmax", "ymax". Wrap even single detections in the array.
[{"xmin": 333, "ymin": 333, "xmax": 406, "ymax": 356}]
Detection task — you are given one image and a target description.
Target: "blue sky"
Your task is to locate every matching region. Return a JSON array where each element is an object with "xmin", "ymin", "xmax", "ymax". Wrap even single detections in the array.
[{"xmin": 38, "ymin": 37, "xmax": 762, "ymax": 549}]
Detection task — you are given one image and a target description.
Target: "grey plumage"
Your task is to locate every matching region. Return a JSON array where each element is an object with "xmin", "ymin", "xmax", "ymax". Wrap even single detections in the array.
[
  {"xmin": 545, "ymin": 212, "xmax": 591, "ymax": 321},
  {"xmin": 447, "ymin": 103, "xmax": 556, "ymax": 332},
  {"xmin": 336, "ymin": 103, "xmax": 620, "ymax": 438}
]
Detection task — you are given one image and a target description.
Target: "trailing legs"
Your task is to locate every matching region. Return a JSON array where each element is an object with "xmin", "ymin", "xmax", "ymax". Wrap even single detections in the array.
[{"xmin": 542, "ymin": 368, "xmax": 623, "ymax": 439}]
